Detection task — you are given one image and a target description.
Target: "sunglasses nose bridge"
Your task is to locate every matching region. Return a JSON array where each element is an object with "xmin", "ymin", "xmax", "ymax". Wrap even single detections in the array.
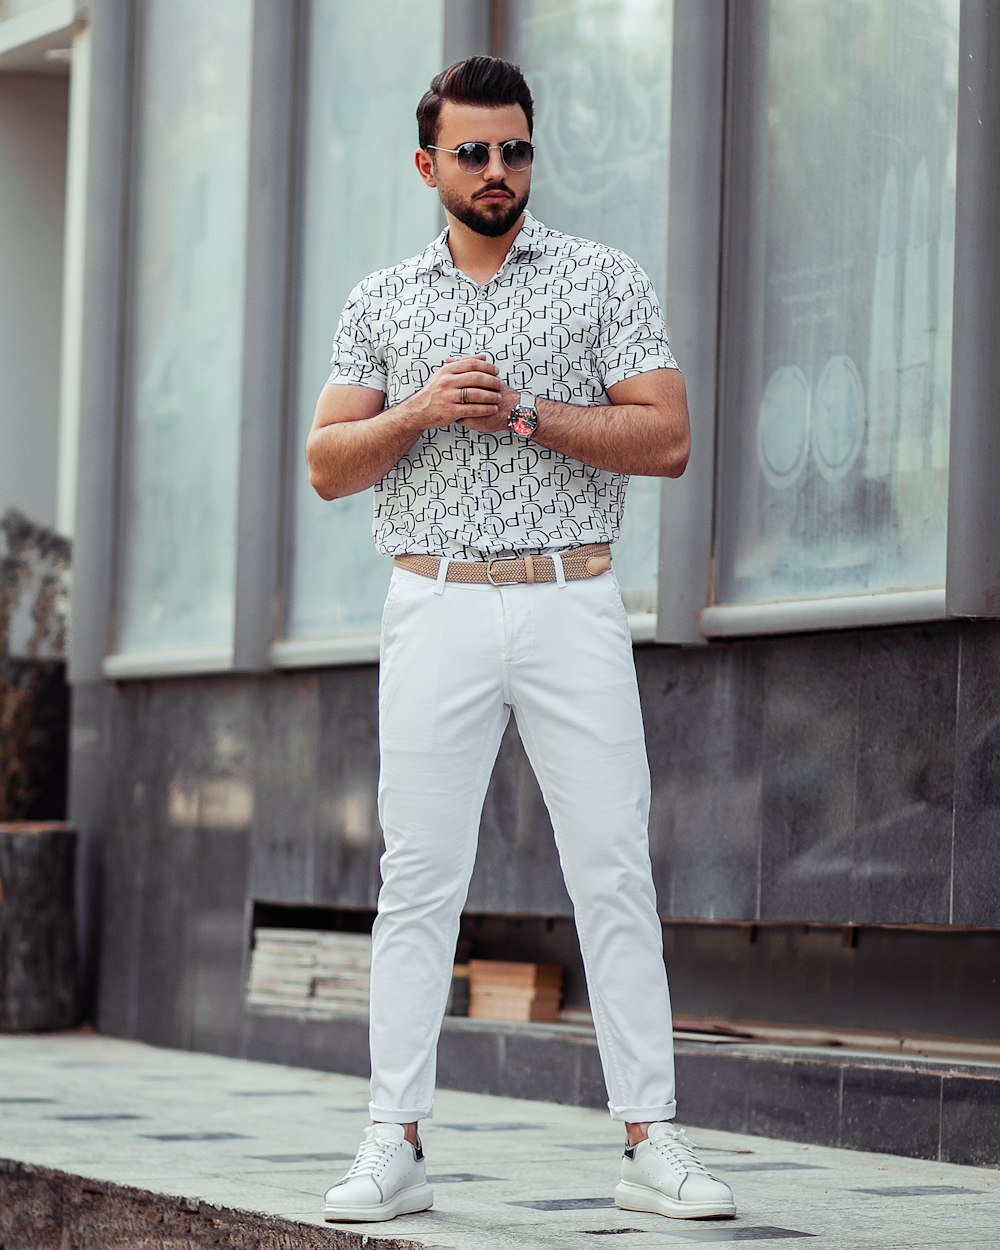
[{"xmin": 482, "ymin": 146, "xmax": 509, "ymax": 177}]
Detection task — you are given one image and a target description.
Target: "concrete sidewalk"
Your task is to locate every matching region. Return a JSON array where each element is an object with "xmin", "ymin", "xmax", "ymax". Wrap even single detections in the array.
[{"xmin": 2, "ymin": 1031, "xmax": 999, "ymax": 1249}]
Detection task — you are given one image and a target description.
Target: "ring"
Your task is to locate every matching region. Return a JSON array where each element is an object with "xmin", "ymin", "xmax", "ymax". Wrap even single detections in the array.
[{"xmin": 460, "ymin": 387, "xmax": 469, "ymax": 405}]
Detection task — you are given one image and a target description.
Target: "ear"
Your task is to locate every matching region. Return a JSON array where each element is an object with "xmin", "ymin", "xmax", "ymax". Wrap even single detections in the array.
[{"xmin": 415, "ymin": 148, "xmax": 437, "ymax": 188}]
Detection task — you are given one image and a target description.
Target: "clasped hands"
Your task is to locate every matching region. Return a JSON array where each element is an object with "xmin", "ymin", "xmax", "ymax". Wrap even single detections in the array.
[{"xmin": 416, "ymin": 355, "xmax": 519, "ymax": 434}]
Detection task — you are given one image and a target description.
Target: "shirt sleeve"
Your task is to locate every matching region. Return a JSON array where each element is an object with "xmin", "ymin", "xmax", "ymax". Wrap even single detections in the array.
[
  {"xmin": 326, "ymin": 282, "xmax": 387, "ymax": 392},
  {"xmin": 596, "ymin": 257, "xmax": 679, "ymax": 389}
]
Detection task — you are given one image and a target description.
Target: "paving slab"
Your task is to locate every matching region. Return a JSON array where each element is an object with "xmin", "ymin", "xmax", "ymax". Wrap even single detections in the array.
[{"xmin": 1, "ymin": 1031, "xmax": 999, "ymax": 1249}]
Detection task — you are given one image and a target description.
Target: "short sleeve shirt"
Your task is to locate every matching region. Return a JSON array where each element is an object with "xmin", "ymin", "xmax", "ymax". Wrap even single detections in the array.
[{"xmin": 327, "ymin": 210, "xmax": 678, "ymax": 559}]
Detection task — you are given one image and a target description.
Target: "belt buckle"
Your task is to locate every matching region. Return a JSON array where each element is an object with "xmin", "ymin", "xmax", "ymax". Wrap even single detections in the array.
[{"xmin": 486, "ymin": 557, "xmax": 517, "ymax": 586}]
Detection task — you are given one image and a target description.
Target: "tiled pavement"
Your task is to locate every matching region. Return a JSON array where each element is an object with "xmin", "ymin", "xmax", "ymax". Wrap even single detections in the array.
[{"xmin": 2, "ymin": 1031, "xmax": 1000, "ymax": 1249}]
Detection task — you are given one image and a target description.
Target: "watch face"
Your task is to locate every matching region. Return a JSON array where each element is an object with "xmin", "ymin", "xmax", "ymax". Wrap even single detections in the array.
[{"xmin": 510, "ymin": 408, "xmax": 538, "ymax": 438}]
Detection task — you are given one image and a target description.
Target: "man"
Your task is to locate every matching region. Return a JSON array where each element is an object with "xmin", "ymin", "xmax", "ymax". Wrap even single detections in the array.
[{"xmin": 308, "ymin": 56, "xmax": 736, "ymax": 1226}]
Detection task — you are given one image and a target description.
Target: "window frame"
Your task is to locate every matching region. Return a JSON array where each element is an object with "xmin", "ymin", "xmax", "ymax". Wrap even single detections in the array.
[{"xmin": 655, "ymin": 0, "xmax": 726, "ymax": 645}]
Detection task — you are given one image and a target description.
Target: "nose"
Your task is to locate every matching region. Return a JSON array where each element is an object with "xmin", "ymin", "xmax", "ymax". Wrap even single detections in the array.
[{"xmin": 482, "ymin": 146, "xmax": 508, "ymax": 180}]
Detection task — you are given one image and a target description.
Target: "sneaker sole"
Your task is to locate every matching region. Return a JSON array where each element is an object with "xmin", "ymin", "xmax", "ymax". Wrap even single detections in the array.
[
  {"xmin": 615, "ymin": 1179, "xmax": 736, "ymax": 1221},
  {"xmin": 323, "ymin": 1182, "xmax": 434, "ymax": 1223}
]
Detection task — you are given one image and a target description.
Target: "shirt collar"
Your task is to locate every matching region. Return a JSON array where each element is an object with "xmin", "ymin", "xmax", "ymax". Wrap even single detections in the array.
[
  {"xmin": 509, "ymin": 209, "xmax": 545, "ymax": 260},
  {"xmin": 414, "ymin": 227, "xmax": 452, "ymax": 276},
  {"xmin": 415, "ymin": 209, "xmax": 546, "ymax": 276}
]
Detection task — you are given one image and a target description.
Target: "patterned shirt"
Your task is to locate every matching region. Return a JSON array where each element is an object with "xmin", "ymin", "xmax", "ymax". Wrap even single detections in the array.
[{"xmin": 327, "ymin": 210, "xmax": 678, "ymax": 559}]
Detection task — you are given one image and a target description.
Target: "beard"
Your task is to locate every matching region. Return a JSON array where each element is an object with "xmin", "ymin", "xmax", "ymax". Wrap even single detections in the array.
[{"xmin": 438, "ymin": 183, "xmax": 530, "ymax": 238}]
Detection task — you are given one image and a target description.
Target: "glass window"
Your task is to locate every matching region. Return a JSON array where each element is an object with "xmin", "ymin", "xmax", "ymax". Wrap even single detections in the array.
[
  {"xmin": 283, "ymin": 0, "xmax": 446, "ymax": 644},
  {"xmin": 115, "ymin": 0, "xmax": 253, "ymax": 654},
  {"xmin": 503, "ymin": 0, "xmax": 675, "ymax": 619},
  {"xmin": 715, "ymin": 0, "xmax": 960, "ymax": 607}
]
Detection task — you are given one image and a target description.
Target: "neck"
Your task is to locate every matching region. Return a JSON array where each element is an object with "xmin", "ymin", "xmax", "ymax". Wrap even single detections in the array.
[{"xmin": 445, "ymin": 211, "xmax": 525, "ymax": 283}]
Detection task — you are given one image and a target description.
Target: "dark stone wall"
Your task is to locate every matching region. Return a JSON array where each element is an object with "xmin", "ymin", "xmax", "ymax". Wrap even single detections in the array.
[
  {"xmin": 69, "ymin": 619, "xmax": 1000, "ymax": 1052},
  {"xmin": 639, "ymin": 621, "xmax": 983, "ymax": 926}
]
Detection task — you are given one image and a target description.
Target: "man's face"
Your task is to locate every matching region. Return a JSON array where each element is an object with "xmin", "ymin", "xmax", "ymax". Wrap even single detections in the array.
[{"xmin": 419, "ymin": 101, "xmax": 532, "ymax": 238}]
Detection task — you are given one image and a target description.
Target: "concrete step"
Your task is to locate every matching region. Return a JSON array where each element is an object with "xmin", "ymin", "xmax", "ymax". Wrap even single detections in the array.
[{"xmin": 243, "ymin": 1008, "xmax": 1000, "ymax": 1167}]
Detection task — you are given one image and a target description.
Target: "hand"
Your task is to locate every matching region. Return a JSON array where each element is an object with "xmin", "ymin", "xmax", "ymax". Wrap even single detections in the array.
[
  {"xmin": 457, "ymin": 379, "xmax": 520, "ymax": 434},
  {"xmin": 403, "ymin": 355, "xmax": 501, "ymax": 431}
]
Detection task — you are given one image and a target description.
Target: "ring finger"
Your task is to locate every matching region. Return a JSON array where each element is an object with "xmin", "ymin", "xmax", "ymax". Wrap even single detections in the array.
[{"xmin": 458, "ymin": 386, "xmax": 499, "ymax": 406}]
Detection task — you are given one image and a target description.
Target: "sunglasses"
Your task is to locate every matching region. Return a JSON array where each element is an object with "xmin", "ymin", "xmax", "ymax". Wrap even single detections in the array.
[{"xmin": 426, "ymin": 139, "xmax": 535, "ymax": 174}]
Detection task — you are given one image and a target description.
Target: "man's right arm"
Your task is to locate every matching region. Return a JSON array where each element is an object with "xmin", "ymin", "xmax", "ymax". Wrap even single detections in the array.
[
  {"xmin": 306, "ymin": 384, "xmax": 422, "ymax": 501},
  {"xmin": 306, "ymin": 357, "xmax": 502, "ymax": 501}
]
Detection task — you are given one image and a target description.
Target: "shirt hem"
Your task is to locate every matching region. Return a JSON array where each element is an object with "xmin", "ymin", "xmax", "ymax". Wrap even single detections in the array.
[
  {"xmin": 375, "ymin": 538, "xmax": 618, "ymax": 561},
  {"xmin": 602, "ymin": 359, "xmax": 680, "ymax": 390},
  {"xmin": 325, "ymin": 374, "xmax": 387, "ymax": 392}
]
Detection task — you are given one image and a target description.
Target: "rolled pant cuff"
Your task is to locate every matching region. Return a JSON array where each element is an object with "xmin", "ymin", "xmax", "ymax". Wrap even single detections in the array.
[
  {"xmin": 608, "ymin": 1101, "xmax": 677, "ymax": 1123},
  {"xmin": 369, "ymin": 1103, "xmax": 434, "ymax": 1123}
]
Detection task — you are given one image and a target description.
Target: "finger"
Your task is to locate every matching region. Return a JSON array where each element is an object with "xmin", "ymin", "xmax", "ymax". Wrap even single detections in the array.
[
  {"xmin": 455, "ymin": 390, "xmax": 500, "ymax": 407},
  {"xmin": 455, "ymin": 404, "xmax": 501, "ymax": 419},
  {"xmin": 449, "ymin": 355, "xmax": 498, "ymax": 374},
  {"xmin": 458, "ymin": 374, "xmax": 502, "ymax": 392}
]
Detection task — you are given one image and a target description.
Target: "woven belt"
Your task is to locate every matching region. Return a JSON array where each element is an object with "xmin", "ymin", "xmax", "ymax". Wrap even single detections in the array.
[{"xmin": 394, "ymin": 543, "xmax": 612, "ymax": 586}]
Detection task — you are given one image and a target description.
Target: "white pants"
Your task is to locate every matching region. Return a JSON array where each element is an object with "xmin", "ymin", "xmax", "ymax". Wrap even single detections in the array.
[{"xmin": 369, "ymin": 562, "xmax": 677, "ymax": 1124}]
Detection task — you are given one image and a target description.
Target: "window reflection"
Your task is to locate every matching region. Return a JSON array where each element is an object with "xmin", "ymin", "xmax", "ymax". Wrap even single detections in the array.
[
  {"xmin": 117, "ymin": 0, "xmax": 252, "ymax": 652},
  {"xmin": 716, "ymin": 0, "xmax": 960, "ymax": 606}
]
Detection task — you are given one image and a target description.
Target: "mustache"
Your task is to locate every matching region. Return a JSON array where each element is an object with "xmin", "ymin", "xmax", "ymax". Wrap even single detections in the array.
[{"xmin": 474, "ymin": 185, "xmax": 515, "ymax": 199}]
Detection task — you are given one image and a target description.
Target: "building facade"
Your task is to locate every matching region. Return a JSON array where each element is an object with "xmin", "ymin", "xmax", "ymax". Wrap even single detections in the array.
[{"xmin": 3, "ymin": 0, "xmax": 999, "ymax": 1163}]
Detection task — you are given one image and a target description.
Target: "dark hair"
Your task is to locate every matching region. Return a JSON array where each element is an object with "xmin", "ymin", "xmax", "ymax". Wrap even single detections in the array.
[{"xmin": 417, "ymin": 56, "xmax": 534, "ymax": 150}]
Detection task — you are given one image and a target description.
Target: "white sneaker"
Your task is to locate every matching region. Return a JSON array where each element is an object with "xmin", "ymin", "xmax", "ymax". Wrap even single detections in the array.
[
  {"xmin": 323, "ymin": 1123, "xmax": 433, "ymax": 1223},
  {"xmin": 614, "ymin": 1122, "xmax": 736, "ymax": 1220}
]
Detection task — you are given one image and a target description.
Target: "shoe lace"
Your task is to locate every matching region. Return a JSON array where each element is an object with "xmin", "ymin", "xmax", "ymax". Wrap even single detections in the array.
[
  {"xmin": 649, "ymin": 1124, "xmax": 711, "ymax": 1178},
  {"xmin": 345, "ymin": 1126, "xmax": 397, "ymax": 1180}
]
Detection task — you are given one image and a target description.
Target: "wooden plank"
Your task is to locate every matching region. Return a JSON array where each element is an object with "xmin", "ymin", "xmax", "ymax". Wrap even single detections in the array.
[
  {"xmin": 468, "ymin": 960, "xmax": 563, "ymax": 989},
  {"xmin": 468, "ymin": 989, "xmax": 562, "ymax": 1024}
]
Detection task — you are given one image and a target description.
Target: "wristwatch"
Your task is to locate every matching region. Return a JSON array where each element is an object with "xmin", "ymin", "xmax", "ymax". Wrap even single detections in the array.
[{"xmin": 508, "ymin": 391, "xmax": 538, "ymax": 439}]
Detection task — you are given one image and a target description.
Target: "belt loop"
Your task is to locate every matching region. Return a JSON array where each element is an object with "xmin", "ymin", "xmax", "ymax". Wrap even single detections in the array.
[
  {"xmin": 434, "ymin": 557, "xmax": 451, "ymax": 595},
  {"xmin": 524, "ymin": 554, "xmax": 535, "ymax": 584},
  {"xmin": 553, "ymin": 552, "xmax": 567, "ymax": 588}
]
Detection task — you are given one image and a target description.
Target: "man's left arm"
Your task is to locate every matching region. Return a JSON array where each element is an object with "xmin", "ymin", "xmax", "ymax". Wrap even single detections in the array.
[
  {"xmin": 460, "ymin": 369, "xmax": 691, "ymax": 478},
  {"xmin": 534, "ymin": 369, "xmax": 689, "ymax": 477}
]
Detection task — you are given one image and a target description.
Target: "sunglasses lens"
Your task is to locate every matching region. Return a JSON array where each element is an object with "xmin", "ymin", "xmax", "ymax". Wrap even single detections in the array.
[
  {"xmin": 502, "ymin": 140, "xmax": 534, "ymax": 171},
  {"xmin": 456, "ymin": 142, "xmax": 490, "ymax": 172}
]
